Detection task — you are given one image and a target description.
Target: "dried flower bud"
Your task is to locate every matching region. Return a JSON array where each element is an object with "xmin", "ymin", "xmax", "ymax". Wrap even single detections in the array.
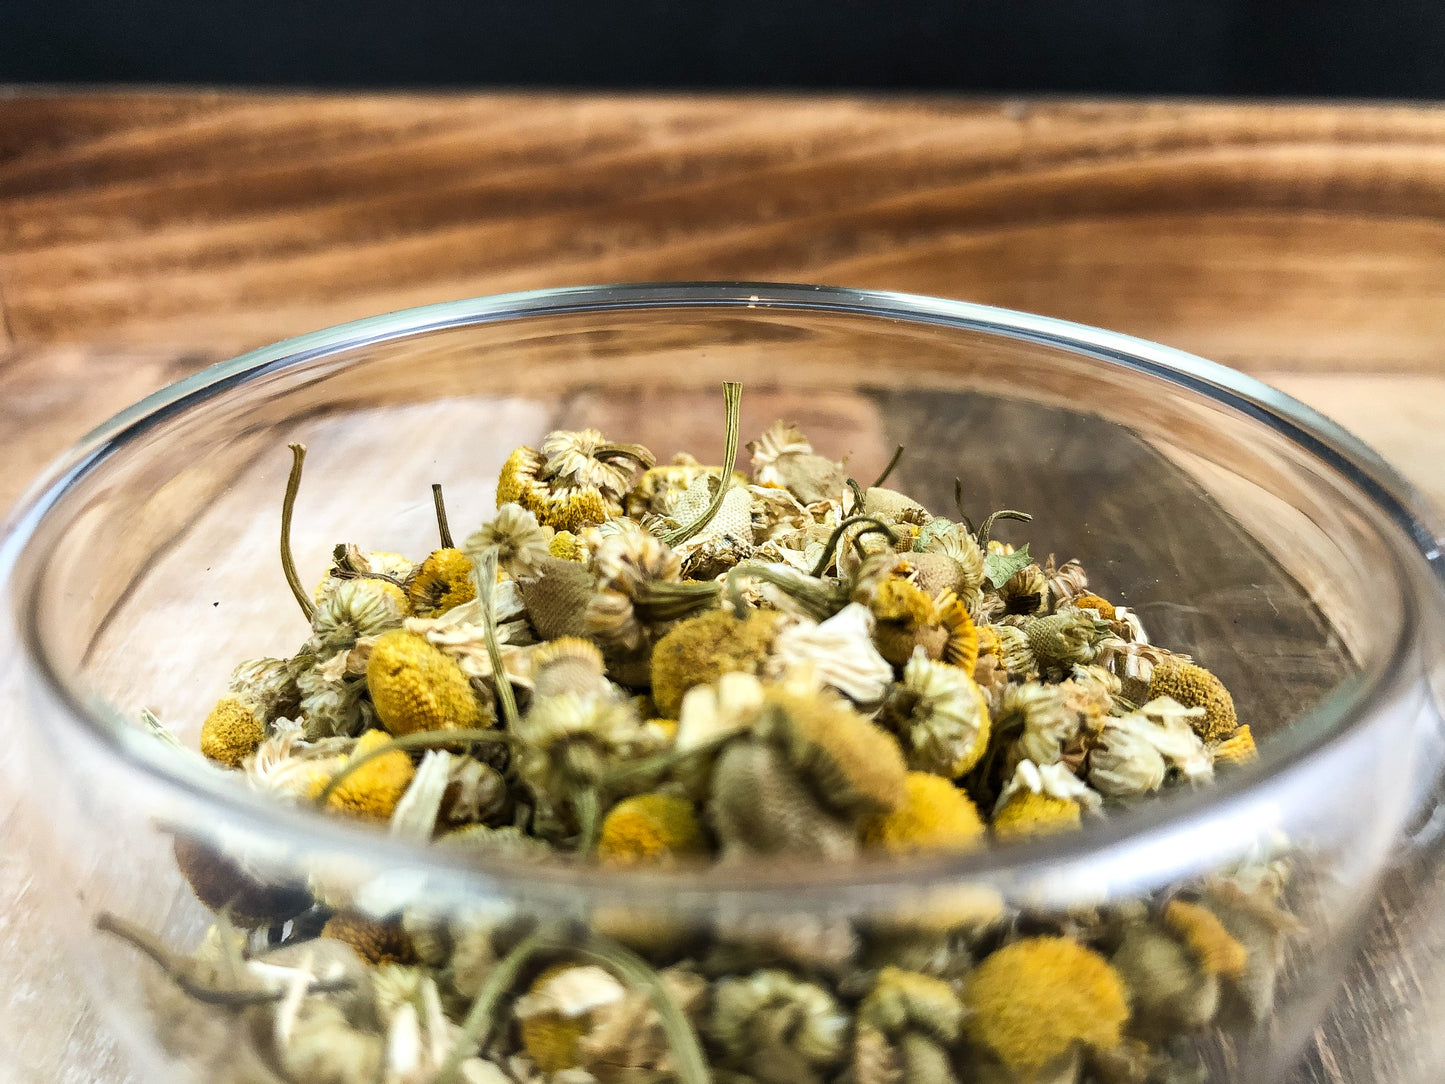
[
  {"xmin": 881, "ymin": 649, "xmax": 992, "ymax": 778},
  {"xmin": 310, "ymin": 577, "xmax": 410, "ymax": 655},
  {"xmin": 516, "ymin": 964, "xmax": 629, "ymax": 1073},
  {"xmin": 1110, "ymin": 924, "xmax": 1219, "ymax": 1036},
  {"xmin": 1089, "ymin": 701, "xmax": 1213, "ymax": 798},
  {"xmin": 759, "ymin": 687, "xmax": 908, "ymax": 818},
  {"xmin": 200, "ymin": 696, "xmax": 266, "ymax": 767},
  {"xmin": 514, "ymin": 690, "xmax": 657, "ymax": 800},
  {"xmin": 366, "ymin": 629, "xmax": 490, "ymax": 736},
  {"xmin": 541, "ymin": 428, "xmax": 655, "ymax": 502},
  {"xmin": 650, "ymin": 608, "xmax": 787, "ymax": 718},
  {"xmin": 764, "ymin": 603, "xmax": 893, "ymax": 707},
  {"xmin": 962, "ymin": 937, "xmax": 1130, "ymax": 1078},
  {"xmin": 1024, "ymin": 612, "xmax": 1101, "ymax": 669},
  {"xmin": 597, "ymin": 792, "xmax": 708, "ymax": 865},
  {"xmin": 708, "ymin": 969, "xmax": 849, "ymax": 1077},
  {"xmin": 999, "ymin": 681, "xmax": 1077, "ymax": 766},
  {"xmin": 860, "ymin": 966, "xmax": 966, "ymax": 1044},
  {"xmin": 998, "ymin": 563, "xmax": 1048, "ymax": 616},
  {"xmin": 1162, "ymin": 900, "xmax": 1248, "ymax": 979},
  {"xmin": 465, "ymin": 503, "xmax": 556, "ymax": 580},
  {"xmin": 407, "ymin": 548, "xmax": 477, "ymax": 617},
  {"xmin": 1211, "ymin": 725, "xmax": 1258, "ymax": 766},
  {"xmin": 1147, "ymin": 658, "xmax": 1238, "ymax": 742},
  {"xmin": 861, "ymin": 772, "xmax": 986, "ymax": 855},
  {"xmin": 549, "ymin": 530, "xmax": 588, "ymax": 562},
  {"xmin": 1069, "ymin": 592, "xmax": 1117, "ymax": 620},
  {"xmin": 914, "ymin": 519, "xmax": 986, "ymax": 592},
  {"xmin": 707, "ymin": 739, "xmax": 859, "ymax": 860},
  {"xmin": 228, "ymin": 656, "xmax": 301, "ymax": 724},
  {"xmin": 531, "ymin": 637, "xmax": 611, "ymax": 699},
  {"xmin": 747, "ymin": 421, "xmax": 848, "ymax": 504}
]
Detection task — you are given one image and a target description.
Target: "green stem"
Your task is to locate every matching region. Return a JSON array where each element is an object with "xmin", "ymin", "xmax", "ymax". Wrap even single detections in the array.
[
  {"xmin": 313, "ymin": 728, "xmax": 513, "ymax": 808},
  {"xmin": 572, "ymin": 933, "xmax": 711, "ymax": 1084},
  {"xmin": 95, "ymin": 913, "xmax": 352, "ymax": 1007},
  {"xmin": 634, "ymin": 579, "xmax": 721, "ymax": 623},
  {"xmin": 596, "ymin": 441, "xmax": 659, "ymax": 471},
  {"xmin": 725, "ymin": 561, "xmax": 843, "ymax": 622},
  {"xmin": 869, "ymin": 444, "xmax": 906, "ymax": 490},
  {"xmin": 473, "ymin": 546, "xmax": 522, "ymax": 730},
  {"xmin": 846, "ymin": 478, "xmax": 867, "ymax": 518},
  {"xmin": 432, "ymin": 483, "xmax": 455, "ymax": 549},
  {"xmin": 977, "ymin": 509, "xmax": 1033, "ymax": 549},
  {"xmin": 663, "ymin": 382, "xmax": 743, "ymax": 547},
  {"xmin": 436, "ymin": 926, "xmax": 561, "ymax": 1082},
  {"xmin": 574, "ymin": 785, "xmax": 602, "ymax": 852},
  {"xmin": 807, "ymin": 514, "xmax": 897, "ymax": 578},
  {"xmin": 280, "ymin": 443, "xmax": 316, "ymax": 622}
]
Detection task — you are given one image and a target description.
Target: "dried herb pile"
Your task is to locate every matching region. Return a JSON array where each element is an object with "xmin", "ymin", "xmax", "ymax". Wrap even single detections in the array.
[{"xmin": 106, "ymin": 385, "xmax": 1295, "ymax": 1084}]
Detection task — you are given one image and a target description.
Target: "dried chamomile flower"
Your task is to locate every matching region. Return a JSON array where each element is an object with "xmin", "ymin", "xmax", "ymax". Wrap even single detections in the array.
[
  {"xmin": 763, "ymin": 602, "xmax": 894, "ymax": 707},
  {"xmin": 542, "ymin": 427, "xmax": 656, "ymax": 502},
  {"xmin": 914, "ymin": 517, "xmax": 986, "ymax": 592},
  {"xmin": 1148, "ymin": 658, "xmax": 1238, "ymax": 742},
  {"xmin": 465, "ymin": 503, "xmax": 555, "ymax": 580},
  {"xmin": 861, "ymin": 772, "xmax": 986, "ymax": 855},
  {"xmin": 748, "ymin": 482, "xmax": 814, "ymax": 543},
  {"xmin": 662, "ymin": 471, "xmax": 757, "ymax": 574},
  {"xmin": 407, "ymin": 547, "xmax": 477, "ymax": 617},
  {"xmin": 674, "ymin": 670, "xmax": 767, "ymax": 752},
  {"xmin": 1043, "ymin": 556, "xmax": 1090, "ymax": 602},
  {"xmin": 707, "ymin": 739, "xmax": 859, "ymax": 860},
  {"xmin": 997, "ymin": 562, "xmax": 1049, "ymax": 617},
  {"xmin": 1110, "ymin": 923, "xmax": 1220, "ymax": 1036},
  {"xmin": 650, "ymin": 608, "xmax": 788, "ymax": 718},
  {"xmin": 1202, "ymin": 879, "xmax": 1299, "ymax": 1027},
  {"xmin": 1024, "ymin": 611, "xmax": 1103, "ymax": 671},
  {"xmin": 854, "ymin": 967, "xmax": 966, "ymax": 1084},
  {"xmin": 548, "ymin": 530, "xmax": 588, "ymax": 562},
  {"xmin": 1210, "ymin": 724, "xmax": 1258, "ymax": 766},
  {"xmin": 1163, "ymin": 899, "xmax": 1249, "ymax": 979},
  {"xmin": 991, "ymin": 623, "xmax": 1037, "ymax": 682},
  {"xmin": 708, "ymin": 969, "xmax": 849, "ymax": 1082},
  {"xmin": 597, "ymin": 792, "xmax": 708, "ymax": 865},
  {"xmin": 880, "ymin": 648, "xmax": 992, "ymax": 778},
  {"xmin": 321, "ymin": 911, "xmax": 418, "ymax": 965},
  {"xmin": 998, "ymin": 681, "xmax": 1077, "ymax": 767},
  {"xmin": 319, "ymin": 729, "xmax": 417, "ymax": 821},
  {"xmin": 1088, "ymin": 700, "xmax": 1213, "ymax": 799},
  {"xmin": 992, "ymin": 759, "xmax": 1101, "ymax": 840},
  {"xmin": 530, "ymin": 636, "xmax": 612, "ymax": 699},
  {"xmin": 310, "ymin": 576, "xmax": 409, "ymax": 653},
  {"xmin": 863, "ymin": 578, "xmax": 977, "ymax": 669},
  {"xmin": 747, "ymin": 420, "xmax": 849, "ymax": 505},
  {"xmin": 513, "ymin": 688, "xmax": 659, "ymax": 807},
  {"xmin": 758, "ymin": 685, "xmax": 908, "ymax": 818},
  {"xmin": 200, "ymin": 696, "xmax": 266, "ymax": 768},
  {"xmin": 963, "ymin": 936, "xmax": 1130, "ymax": 1078},
  {"xmin": 228, "ymin": 656, "xmax": 301, "ymax": 724},
  {"xmin": 366, "ymin": 629, "xmax": 490, "ymax": 736},
  {"xmin": 572, "ymin": 966, "xmax": 709, "ymax": 1080},
  {"xmin": 627, "ymin": 453, "xmax": 730, "ymax": 516},
  {"xmin": 515, "ymin": 964, "xmax": 629, "ymax": 1073},
  {"xmin": 246, "ymin": 729, "xmax": 351, "ymax": 801}
]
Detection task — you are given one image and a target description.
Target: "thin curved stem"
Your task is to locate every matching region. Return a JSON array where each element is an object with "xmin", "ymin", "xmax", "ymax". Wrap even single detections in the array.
[
  {"xmin": 977, "ymin": 509, "xmax": 1033, "ymax": 549},
  {"xmin": 808, "ymin": 514, "xmax": 897, "ymax": 578},
  {"xmin": 725, "ymin": 561, "xmax": 843, "ymax": 622},
  {"xmin": 869, "ymin": 444, "xmax": 906, "ymax": 490},
  {"xmin": 663, "ymin": 382, "xmax": 743, "ymax": 547},
  {"xmin": 280, "ymin": 444, "xmax": 316, "ymax": 622}
]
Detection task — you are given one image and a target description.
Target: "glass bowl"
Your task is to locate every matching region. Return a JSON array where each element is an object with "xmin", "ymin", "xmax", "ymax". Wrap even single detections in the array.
[{"xmin": 3, "ymin": 283, "xmax": 1444, "ymax": 1084}]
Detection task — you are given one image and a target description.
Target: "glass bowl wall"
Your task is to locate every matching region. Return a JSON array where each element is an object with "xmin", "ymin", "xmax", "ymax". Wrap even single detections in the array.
[{"xmin": 4, "ymin": 284, "xmax": 1443, "ymax": 1084}]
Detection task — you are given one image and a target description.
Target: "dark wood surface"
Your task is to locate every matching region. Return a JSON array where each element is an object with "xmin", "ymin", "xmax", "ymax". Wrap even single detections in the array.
[{"xmin": 2, "ymin": 91, "xmax": 1445, "ymax": 1084}]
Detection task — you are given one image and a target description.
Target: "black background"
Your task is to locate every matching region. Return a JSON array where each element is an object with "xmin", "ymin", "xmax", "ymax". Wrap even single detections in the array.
[{"xmin": 2, "ymin": 0, "xmax": 1443, "ymax": 97}]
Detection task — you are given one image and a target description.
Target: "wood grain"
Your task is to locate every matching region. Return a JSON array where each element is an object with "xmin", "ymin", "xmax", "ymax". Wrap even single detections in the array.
[
  {"xmin": 4, "ymin": 91, "xmax": 1445, "ymax": 1084},
  {"xmin": 2, "ymin": 94, "xmax": 1445, "ymax": 369}
]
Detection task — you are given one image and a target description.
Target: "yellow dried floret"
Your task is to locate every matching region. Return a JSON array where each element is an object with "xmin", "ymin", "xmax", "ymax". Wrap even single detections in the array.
[
  {"xmin": 963, "ymin": 936, "xmax": 1129, "ymax": 1076},
  {"xmin": 991, "ymin": 791, "xmax": 1082, "ymax": 841},
  {"xmin": 199, "ymin": 696, "xmax": 265, "ymax": 767},
  {"xmin": 1212, "ymin": 725, "xmax": 1258, "ymax": 765},
  {"xmin": 548, "ymin": 530, "xmax": 587, "ymax": 562},
  {"xmin": 860, "ymin": 772, "xmax": 985, "ymax": 855},
  {"xmin": 320, "ymin": 730, "xmax": 416, "ymax": 820},
  {"xmin": 539, "ymin": 487, "xmax": 615, "ymax": 533},
  {"xmin": 496, "ymin": 446, "xmax": 548, "ymax": 509},
  {"xmin": 1071, "ymin": 593, "xmax": 1117, "ymax": 620},
  {"xmin": 1163, "ymin": 900, "xmax": 1249, "ymax": 979},
  {"xmin": 936, "ymin": 591, "xmax": 979, "ymax": 671},
  {"xmin": 406, "ymin": 548, "xmax": 476, "ymax": 617},
  {"xmin": 870, "ymin": 578, "xmax": 935, "ymax": 626},
  {"xmin": 321, "ymin": 911, "xmax": 417, "ymax": 965},
  {"xmin": 1149, "ymin": 658, "xmax": 1238, "ymax": 742},
  {"xmin": 597, "ymin": 792, "xmax": 708, "ymax": 865},
  {"xmin": 366, "ymin": 629, "xmax": 489, "ymax": 736},
  {"xmin": 649, "ymin": 608, "xmax": 786, "ymax": 719}
]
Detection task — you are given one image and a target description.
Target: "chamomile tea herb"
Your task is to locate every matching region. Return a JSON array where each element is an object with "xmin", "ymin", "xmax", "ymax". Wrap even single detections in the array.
[{"xmin": 103, "ymin": 383, "xmax": 1284, "ymax": 1084}]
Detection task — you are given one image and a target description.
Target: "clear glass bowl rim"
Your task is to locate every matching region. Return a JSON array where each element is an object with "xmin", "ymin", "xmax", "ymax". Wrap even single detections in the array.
[{"xmin": 4, "ymin": 281, "xmax": 1444, "ymax": 910}]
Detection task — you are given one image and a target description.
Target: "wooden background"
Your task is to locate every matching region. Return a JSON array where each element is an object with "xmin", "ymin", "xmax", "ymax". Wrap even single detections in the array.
[{"xmin": 2, "ymin": 91, "xmax": 1444, "ymax": 1083}]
